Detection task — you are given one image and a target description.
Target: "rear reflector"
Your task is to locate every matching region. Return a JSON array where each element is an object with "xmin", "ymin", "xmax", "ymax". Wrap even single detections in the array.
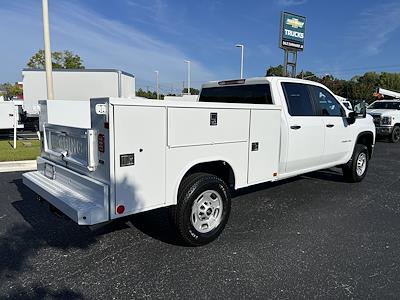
[
  {"xmin": 98, "ymin": 134, "xmax": 105, "ymax": 153},
  {"xmin": 218, "ymin": 79, "xmax": 245, "ymax": 85},
  {"xmin": 104, "ymin": 122, "xmax": 109, "ymax": 129},
  {"xmin": 116, "ymin": 205, "xmax": 125, "ymax": 214}
]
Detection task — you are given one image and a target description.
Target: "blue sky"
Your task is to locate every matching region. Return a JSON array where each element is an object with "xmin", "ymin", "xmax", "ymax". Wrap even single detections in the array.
[{"xmin": 1, "ymin": 0, "xmax": 400, "ymax": 93}]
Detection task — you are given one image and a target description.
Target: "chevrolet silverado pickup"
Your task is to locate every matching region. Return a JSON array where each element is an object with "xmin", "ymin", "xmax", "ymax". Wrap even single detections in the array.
[{"xmin": 23, "ymin": 77, "xmax": 375, "ymax": 246}]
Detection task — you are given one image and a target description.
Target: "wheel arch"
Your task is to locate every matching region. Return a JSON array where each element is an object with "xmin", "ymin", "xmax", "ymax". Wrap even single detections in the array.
[
  {"xmin": 172, "ymin": 159, "xmax": 237, "ymax": 206},
  {"xmin": 356, "ymin": 131, "xmax": 374, "ymax": 158}
]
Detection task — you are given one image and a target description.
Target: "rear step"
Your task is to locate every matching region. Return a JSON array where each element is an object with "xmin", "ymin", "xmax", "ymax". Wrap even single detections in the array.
[{"xmin": 23, "ymin": 158, "xmax": 109, "ymax": 225}]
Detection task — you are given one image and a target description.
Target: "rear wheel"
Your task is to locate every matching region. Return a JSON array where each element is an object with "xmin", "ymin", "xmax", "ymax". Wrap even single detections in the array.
[
  {"xmin": 342, "ymin": 144, "xmax": 369, "ymax": 183},
  {"xmin": 390, "ymin": 125, "xmax": 400, "ymax": 143},
  {"xmin": 169, "ymin": 173, "xmax": 231, "ymax": 246}
]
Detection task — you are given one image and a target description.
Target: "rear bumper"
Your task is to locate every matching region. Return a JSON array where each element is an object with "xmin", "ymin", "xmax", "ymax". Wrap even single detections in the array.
[
  {"xmin": 23, "ymin": 157, "xmax": 109, "ymax": 225},
  {"xmin": 375, "ymin": 126, "xmax": 393, "ymax": 136}
]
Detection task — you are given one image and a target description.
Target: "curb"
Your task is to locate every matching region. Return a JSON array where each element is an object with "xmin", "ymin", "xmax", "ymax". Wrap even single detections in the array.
[{"xmin": 0, "ymin": 160, "xmax": 37, "ymax": 173}]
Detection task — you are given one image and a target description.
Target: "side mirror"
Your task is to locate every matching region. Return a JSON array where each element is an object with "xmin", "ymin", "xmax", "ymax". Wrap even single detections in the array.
[
  {"xmin": 347, "ymin": 111, "xmax": 356, "ymax": 125},
  {"xmin": 360, "ymin": 106, "xmax": 367, "ymax": 118}
]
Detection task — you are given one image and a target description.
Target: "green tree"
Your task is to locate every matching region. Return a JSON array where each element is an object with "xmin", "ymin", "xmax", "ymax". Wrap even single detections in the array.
[
  {"xmin": 296, "ymin": 70, "xmax": 316, "ymax": 80},
  {"xmin": 136, "ymin": 88, "xmax": 164, "ymax": 100},
  {"xmin": 266, "ymin": 65, "xmax": 284, "ymax": 76},
  {"xmin": 182, "ymin": 88, "xmax": 200, "ymax": 95},
  {"xmin": 27, "ymin": 49, "xmax": 85, "ymax": 69},
  {"xmin": 0, "ymin": 83, "xmax": 23, "ymax": 100},
  {"xmin": 378, "ymin": 72, "xmax": 400, "ymax": 92}
]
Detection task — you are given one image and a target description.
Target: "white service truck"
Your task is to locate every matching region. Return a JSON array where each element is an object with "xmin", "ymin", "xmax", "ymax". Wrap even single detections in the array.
[
  {"xmin": 368, "ymin": 87, "xmax": 400, "ymax": 143},
  {"xmin": 23, "ymin": 77, "xmax": 375, "ymax": 246}
]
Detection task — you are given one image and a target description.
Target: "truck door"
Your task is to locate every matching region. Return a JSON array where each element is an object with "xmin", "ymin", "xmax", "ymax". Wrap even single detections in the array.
[
  {"xmin": 281, "ymin": 82, "xmax": 325, "ymax": 173},
  {"xmin": 113, "ymin": 105, "xmax": 166, "ymax": 216},
  {"xmin": 310, "ymin": 86, "xmax": 353, "ymax": 164}
]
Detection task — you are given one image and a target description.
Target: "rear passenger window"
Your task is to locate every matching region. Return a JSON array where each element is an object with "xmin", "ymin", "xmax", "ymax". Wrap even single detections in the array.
[
  {"xmin": 199, "ymin": 84, "xmax": 272, "ymax": 104},
  {"xmin": 282, "ymin": 82, "xmax": 315, "ymax": 116},
  {"xmin": 311, "ymin": 86, "xmax": 344, "ymax": 117}
]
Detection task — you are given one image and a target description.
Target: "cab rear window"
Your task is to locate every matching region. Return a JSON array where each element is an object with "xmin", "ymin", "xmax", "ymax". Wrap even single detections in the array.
[{"xmin": 199, "ymin": 84, "xmax": 273, "ymax": 104}]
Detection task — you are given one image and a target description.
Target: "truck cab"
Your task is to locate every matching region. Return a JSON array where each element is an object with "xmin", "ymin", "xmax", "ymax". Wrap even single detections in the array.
[{"xmin": 199, "ymin": 77, "xmax": 374, "ymax": 177}]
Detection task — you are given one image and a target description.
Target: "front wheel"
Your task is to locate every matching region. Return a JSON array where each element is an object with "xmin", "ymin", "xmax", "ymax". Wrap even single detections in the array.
[
  {"xmin": 169, "ymin": 173, "xmax": 231, "ymax": 246},
  {"xmin": 390, "ymin": 125, "xmax": 400, "ymax": 143},
  {"xmin": 342, "ymin": 144, "xmax": 369, "ymax": 183}
]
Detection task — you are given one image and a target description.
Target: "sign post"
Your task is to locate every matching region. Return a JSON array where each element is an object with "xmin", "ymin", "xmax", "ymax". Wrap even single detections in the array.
[
  {"xmin": 42, "ymin": 0, "xmax": 54, "ymax": 100},
  {"xmin": 13, "ymin": 105, "xmax": 17, "ymax": 149},
  {"xmin": 279, "ymin": 12, "xmax": 306, "ymax": 77}
]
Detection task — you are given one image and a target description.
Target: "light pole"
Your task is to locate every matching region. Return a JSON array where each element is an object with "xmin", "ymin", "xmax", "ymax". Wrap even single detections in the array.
[
  {"xmin": 42, "ymin": 0, "xmax": 54, "ymax": 100},
  {"xmin": 235, "ymin": 44, "xmax": 244, "ymax": 79},
  {"xmin": 184, "ymin": 60, "xmax": 191, "ymax": 95},
  {"xmin": 155, "ymin": 70, "xmax": 159, "ymax": 100}
]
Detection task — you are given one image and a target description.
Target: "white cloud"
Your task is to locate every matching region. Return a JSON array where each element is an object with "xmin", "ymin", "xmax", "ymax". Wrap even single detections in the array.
[
  {"xmin": 349, "ymin": 2, "xmax": 400, "ymax": 56},
  {"xmin": 0, "ymin": 1, "xmax": 216, "ymax": 90}
]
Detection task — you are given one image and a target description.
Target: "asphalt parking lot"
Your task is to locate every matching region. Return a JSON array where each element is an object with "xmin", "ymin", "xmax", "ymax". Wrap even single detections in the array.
[{"xmin": 1, "ymin": 140, "xmax": 400, "ymax": 299}]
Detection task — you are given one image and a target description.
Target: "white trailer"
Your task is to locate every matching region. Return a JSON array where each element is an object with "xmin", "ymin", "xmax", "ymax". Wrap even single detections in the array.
[
  {"xmin": 22, "ymin": 69, "xmax": 136, "ymax": 117},
  {"xmin": 0, "ymin": 100, "xmax": 24, "ymax": 148},
  {"xmin": 23, "ymin": 77, "xmax": 375, "ymax": 246},
  {"xmin": 0, "ymin": 100, "xmax": 24, "ymax": 130}
]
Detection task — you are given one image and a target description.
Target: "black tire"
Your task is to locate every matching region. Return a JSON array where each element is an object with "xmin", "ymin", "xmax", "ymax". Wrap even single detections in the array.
[
  {"xmin": 342, "ymin": 144, "xmax": 369, "ymax": 183},
  {"xmin": 390, "ymin": 125, "xmax": 400, "ymax": 143},
  {"xmin": 169, "ymin": 173, "xmax": 231, "ymax": 246}
]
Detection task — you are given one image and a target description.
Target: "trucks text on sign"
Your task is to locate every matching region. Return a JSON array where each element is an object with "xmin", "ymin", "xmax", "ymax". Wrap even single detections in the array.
[{"xmin": 280, "ymin": 12, "xmax": 306, "ymax": 51}]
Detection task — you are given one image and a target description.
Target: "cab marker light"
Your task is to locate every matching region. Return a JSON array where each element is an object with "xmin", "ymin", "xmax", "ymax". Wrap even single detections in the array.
[{"xmin": 218, "ymin": 79, "xmax": 245, "ymax": 85}]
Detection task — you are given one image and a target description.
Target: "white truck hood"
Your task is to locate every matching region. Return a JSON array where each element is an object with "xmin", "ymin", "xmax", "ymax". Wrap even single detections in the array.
[{"xmin": 367, "ymin": 109, "xmax": 396, "ymax": 116}]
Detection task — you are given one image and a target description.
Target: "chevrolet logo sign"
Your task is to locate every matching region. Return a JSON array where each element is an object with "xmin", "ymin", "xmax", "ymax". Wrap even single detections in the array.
[{"xmin": 286, "ymin": 18, "xmax": 304, "ymax": 29}]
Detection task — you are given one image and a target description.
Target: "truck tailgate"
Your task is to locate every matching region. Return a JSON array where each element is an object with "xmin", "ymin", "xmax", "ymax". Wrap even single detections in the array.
[{"xmin": 23, "ymin": 157, "xmax": 109, "ymax": 225}]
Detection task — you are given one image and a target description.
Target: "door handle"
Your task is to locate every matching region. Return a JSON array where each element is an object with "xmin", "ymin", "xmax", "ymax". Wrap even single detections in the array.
[
  {"xmin": 326, "ymin": 124, "xmax": 335, "ymax": 128},
  {"xmin": 290, "ymin": 125, "xmax": 301, "ymax": 130}
]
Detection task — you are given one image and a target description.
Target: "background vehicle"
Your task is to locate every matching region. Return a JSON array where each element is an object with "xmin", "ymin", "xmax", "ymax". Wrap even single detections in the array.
[
  {"xmin": 335, "ymin": 94, "xmax": 353, "ymax": 111},
  {"xmin": 0, "ymin": 69, "xmax": 135, "ymax": 131},
  {"xmin": 368, "ymin": 100, "xmax": 400, "ymax": 142},
  {"xmin": 368, "ymin": 87, "xmax": 400, "ymax": 142},
  {"xmin": 23, "ymin": 77, "xmax": 375, "ymax": 246}
]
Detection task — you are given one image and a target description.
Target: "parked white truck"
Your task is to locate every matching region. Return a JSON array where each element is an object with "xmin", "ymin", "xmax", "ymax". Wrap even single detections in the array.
[
  {"xmin": 23, "ymin": 77, "xmax": 375, "ymax": 246},
  {"xmin": 368, "ymin": 87, "xmax": 400, "ymax": 143}
]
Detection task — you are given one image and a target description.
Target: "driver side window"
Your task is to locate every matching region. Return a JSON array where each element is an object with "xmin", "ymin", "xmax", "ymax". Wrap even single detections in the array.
[{"xmin": 311, "ymin": 86, "xmax": 343, "ymax": 117}]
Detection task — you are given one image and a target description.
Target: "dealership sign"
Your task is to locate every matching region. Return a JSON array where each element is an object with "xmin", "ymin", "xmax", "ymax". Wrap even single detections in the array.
[{"xmin": 280, "ymin": 12, "xmax": 306, "ymax": 51}]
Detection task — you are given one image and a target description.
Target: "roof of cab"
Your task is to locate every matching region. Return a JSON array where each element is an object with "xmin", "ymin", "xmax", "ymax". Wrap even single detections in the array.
[{"xmin": 201, "ymin": 76, "xmax": 324, "ymax": 89}]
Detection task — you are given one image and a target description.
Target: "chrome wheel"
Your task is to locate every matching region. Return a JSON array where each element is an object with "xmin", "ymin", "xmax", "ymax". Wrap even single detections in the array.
[
  {"xmin": 356, "ymin": 152, "xmax": 367, "ymax": 176},
  {"xmin": 191, "ymin": 190, "xmax": 223, "ymax": 233}
]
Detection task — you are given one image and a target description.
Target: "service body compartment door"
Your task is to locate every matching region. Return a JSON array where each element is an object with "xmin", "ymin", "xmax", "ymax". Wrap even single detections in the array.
[
  {"xmin": 248, "ymin": 109, "xmax": 281, "ymax": 184},
  {"xmin": 113, "ymin": 105, "xmax": 166, "ymax": 215},
  {"xmin": 168, "ymin": 108, "xmax": 249, "ymax": 147}
]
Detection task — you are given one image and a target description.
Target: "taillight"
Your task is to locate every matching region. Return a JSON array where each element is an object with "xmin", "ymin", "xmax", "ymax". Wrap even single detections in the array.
[{"xmin": 98, "ymin": 134, "xmax": 105, "ymax": 153}]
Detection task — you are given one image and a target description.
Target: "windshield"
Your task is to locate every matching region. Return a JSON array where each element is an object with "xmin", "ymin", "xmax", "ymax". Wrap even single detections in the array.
[{"xmin": 368, "ymin": 101, "xmax": 400, "ymax": 110}]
